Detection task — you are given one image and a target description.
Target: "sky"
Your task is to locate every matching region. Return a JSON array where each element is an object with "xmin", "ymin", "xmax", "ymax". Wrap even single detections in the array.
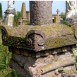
[{"xmin": 1, "ymin": 1, "xmax": 65, "ymax": 15}]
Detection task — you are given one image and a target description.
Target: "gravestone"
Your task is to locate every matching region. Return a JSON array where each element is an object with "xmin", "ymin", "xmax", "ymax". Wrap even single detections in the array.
[
  {"xmin": 53, "ymin": 9, "xmax": 60, "ymax": 23},
  {"xmin": 3, "ymin": 0, "xmax": 15, "ymax": 26},
  {"xmin": 19, "ymin": 2, "xmax": 27, "ymax": 25},
  {"xmin": 1, "ymin": 1, "xmax": 77, "ymax": 77}
]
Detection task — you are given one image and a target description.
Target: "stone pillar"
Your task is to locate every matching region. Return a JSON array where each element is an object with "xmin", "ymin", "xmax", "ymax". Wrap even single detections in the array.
[
  {"xmin": 4, "ymin": 9, "xmax": 15, "ymax": 26},
  {"xmin": 19, "ymin": 2, "xmax": 26, "ymax": 25},
  {"xmin": 30, "ymin": 1, "xmax": 52, "ymax": 25},
  {"xmin": 21, "ymin": 2, "xmax": 26, "ymax": 20},
  {"xmin": 3, "ymin": 0, "xmax": 15, "ymax": 27}
]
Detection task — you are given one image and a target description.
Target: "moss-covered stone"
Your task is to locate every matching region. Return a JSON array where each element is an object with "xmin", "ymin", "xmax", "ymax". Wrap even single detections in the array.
[
  {"xmin": 0, "ymin": 24, "xmax": 73, "ymax": 37},
  {"xmin": 0, "ymin": 23, "xmax": 77, "ymax": 51}
]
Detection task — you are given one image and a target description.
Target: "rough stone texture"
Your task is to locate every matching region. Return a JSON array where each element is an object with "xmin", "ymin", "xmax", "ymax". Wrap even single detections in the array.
[
  {"xmin": 26, "ymin": 11, "xmax": 30, "ymax": 22},
  {"xmin": 1, "ymin": 24, "xmax": 77, "ymax": 52},
  {"xmin": 1, "ymin": 1, "xmax": 77, "ymax": 77},
  {"xmin": 21, "ymin": 2, "xmax": 26, "ymax": 19},
  {"xmin": 19, "ymin": 2, "xmax": 27, "ymax": 25},
  {"xmin": 9, "ymin": 47, "xmax": 77, "ymax": 77},
  {"xmin": 30, "ymin": 1, "xmax": 52, "ymax": 25},
  {"xmin": 3, "ymin": 9, "xmax": 15, "ymax": 26},
  {"xmin": 54, "ymin": 15, "xmax": 61, "ymax": 23}
]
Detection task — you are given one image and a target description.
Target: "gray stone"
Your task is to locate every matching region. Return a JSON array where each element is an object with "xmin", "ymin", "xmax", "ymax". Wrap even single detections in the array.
[
  {"xmin": 3, "ymin": 0, "xmax": 15, "ymax": 27},
  {"xmin": 1, "ymin": 1, "xmax": 77, "ymax": 77},
  {"xmin": 10, "ymin": 60, "xmax": 28, "ymax": 77},
  {"xmin": 3, "ymin": 9, "xmax": 15, "ymax": 27},
  {"xmin": 30, "ymin": 1, "xmax": 52, "ymax": 25}
]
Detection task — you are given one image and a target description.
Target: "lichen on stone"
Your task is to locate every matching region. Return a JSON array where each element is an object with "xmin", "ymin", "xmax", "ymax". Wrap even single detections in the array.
[{"xmin": 0, "ymin": 23, "xmax": 77, "ymax": 51}]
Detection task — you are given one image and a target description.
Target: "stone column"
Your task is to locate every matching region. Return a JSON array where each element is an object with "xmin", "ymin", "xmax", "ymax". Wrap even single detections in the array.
[
  {"xmin": 3, "ymin": 0, "xmax": 15, "ymax": 27},
  {"xmin": 4, "ymin": 10, "xmax": 15, "ymax": 26},
  {"xmin": 19, "ymin": 2, "xmax": 27, "ymax": 25},
  {"xmin": 30, "ymin": 1, "xmax": 52, "ymax": 25},
  {"xmin": 21, "ymin": 2, "xmax": 26, "ymax": 20}
]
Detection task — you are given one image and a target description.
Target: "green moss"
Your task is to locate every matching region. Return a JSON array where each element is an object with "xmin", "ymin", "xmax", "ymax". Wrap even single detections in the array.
[
  {"xmin": 0, "ymin": 23, "xmax": 77, "ymax": 50},
  {"xmin": 45, "ymin": 35, "xmax": 77, "ymax": 49},
  {"xmin": 0, "ymin": 24, "xmax": 73, "ymax": 37}
]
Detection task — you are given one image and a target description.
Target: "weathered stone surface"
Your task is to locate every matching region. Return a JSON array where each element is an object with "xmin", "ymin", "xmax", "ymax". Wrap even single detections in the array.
[
  {"xmin": 3, "ymin": 0, "xmax": 15, "ymax": 27},
  {"xmin": 1, "ymin": 24, "xmax": 77, "ymax": 52},
  {"xmin": 21, "ymin": 2, "xmax": 26, "ymax": 19},
  {"xmin": 26, "ymin": 11, "xmax": 30, "ymax": 22},
  {"xmin": 72, "ymin": 24, "xmax": 77, "ymax": 39},
  {"xmin": 19, "ymin": 2, "xmax": 27, "ymax": 25},
  {"xmin": 0, "ymin": 24, "xmax": 73, "ymax": 38},
  {"xmin": 9, "ymin": 48, "xmax": 77, "ymax": 77},
  {"xmin": 30, "ymin": 1, "xmax": 52, "ymax": 25},
  {"xmin": 53, "ymin": 15, "xmax": 60, "ymax": 23},
  {"xmin": 10, "ymin": 60, "xmax": 30, "ymax": 77},
  {"xmin": 1, "ymin": 1, "xmax": 77, "ymax": 77}
]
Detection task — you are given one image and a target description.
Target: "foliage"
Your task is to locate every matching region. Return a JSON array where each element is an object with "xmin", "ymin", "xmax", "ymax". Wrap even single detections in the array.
[
  {"xmin": 0, "ymin": 2, "xmax": 2, "ymax": 19},
  {"xmin": 0, "ymin": 45, "xmax": 12, "ymax": 77},
  {"xmin": 60, "ymin": 12, "xmax": 69, "ymax": 25},
  {"xmin": 5, "ymin": 70, "xmax": 19, "ymax": 77},
  {"xmin": 0, "ymin": 31, "xmax": 19, "ymax": 77},
  {"xmin": 75, "ymin": 56, "xmax": 77, "ymax": 70},
  {"xmin": 14, "ymin": 11, "xmax": 21, "ymax": 26}
]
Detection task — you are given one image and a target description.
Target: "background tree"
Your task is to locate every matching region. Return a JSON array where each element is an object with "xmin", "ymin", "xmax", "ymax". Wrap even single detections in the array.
[
  {"xmin": 14, "ymin": 11, "xmax": 21, "ymax": 26},
  {"xmin": 60, "ymin": 12, "xmax": 69, "ymax": 25},
  {"xmin": 0, "ymin": 2, "xmax": 3, "ymax": 19}
]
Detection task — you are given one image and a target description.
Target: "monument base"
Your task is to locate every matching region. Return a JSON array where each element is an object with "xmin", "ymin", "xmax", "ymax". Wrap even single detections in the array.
[
  {"xmin": 3, "ymin": 9, "xmax": 15, "ymax": 26},
  {"xmin": 9, "ymin": 46, "xmax": 77, "ymax": 77}
]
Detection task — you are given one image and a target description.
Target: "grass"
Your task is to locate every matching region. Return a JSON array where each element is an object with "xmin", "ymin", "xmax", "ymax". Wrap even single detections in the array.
[{"xmin": 0, "ymin": 31, "xmax": 19, "ymax": 77}]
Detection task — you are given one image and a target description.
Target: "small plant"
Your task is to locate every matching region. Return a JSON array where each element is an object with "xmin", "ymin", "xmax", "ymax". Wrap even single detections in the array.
[
  {"xmin": 60, "ymin": 12, "xmax": 69, "ymax": 25},
  {"xmin": 74, "ymin": 55, "xmax": 77, "ymax": 70},
  {"xmin": 5, "ymin": 70, "xmax": 19, "ymax": 77},
  {"xmin": 0, "ymin": 31, "xmax": 19, "ymax": 77}
]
